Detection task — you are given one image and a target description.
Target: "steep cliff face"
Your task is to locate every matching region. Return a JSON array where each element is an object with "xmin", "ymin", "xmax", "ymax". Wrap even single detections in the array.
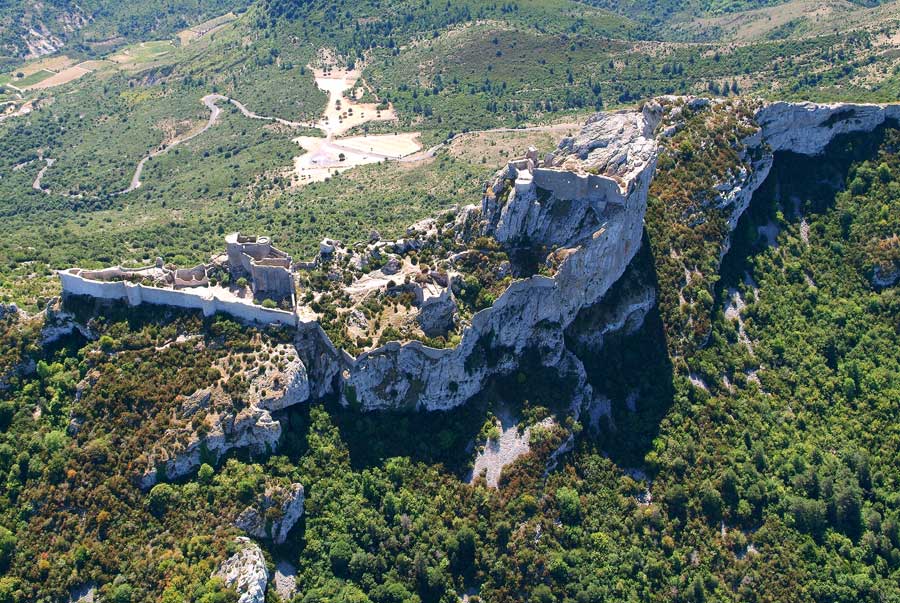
[
  {"xmin": 341, "ymin": 104, "xmax": 661, "ymax": 411},
  {"xmin": 331, "ymin": 98, "xmax": 898, "ymax": 412},
  {"xmin": 756, "ymin": 102, "xmax": 900, "ymax": 155},
  {"xmin": 53, "ymin": 99, "xmax": 899, "ymax": 423},
  {"xmin": 719, "ymin": 101, "xmax": 900, "ymax": 239}
]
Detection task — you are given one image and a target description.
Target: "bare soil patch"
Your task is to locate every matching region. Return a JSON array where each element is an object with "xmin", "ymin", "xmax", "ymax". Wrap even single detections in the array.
[{"xmin": 26, "ymin": 65, "xmax": 91, "ymax": 90}]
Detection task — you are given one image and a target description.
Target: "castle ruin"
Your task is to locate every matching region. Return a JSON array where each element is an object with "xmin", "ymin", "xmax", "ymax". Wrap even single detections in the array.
[{"xmin": 60, "ymin": 233, "xmax": 299, "ymax": 326}]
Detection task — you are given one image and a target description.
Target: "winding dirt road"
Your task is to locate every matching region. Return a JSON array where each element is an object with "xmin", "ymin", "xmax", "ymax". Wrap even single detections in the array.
[
  {"xmin": 120, "ymin": 94, "xmax": 225, "ymax": 194},
  {"xmin": 29, "ymin": 88, "xmax": 576, "ymax": 198},
  {"xmin": 32, "ymin": 157, "xmax": 54, "ymax": 194}
]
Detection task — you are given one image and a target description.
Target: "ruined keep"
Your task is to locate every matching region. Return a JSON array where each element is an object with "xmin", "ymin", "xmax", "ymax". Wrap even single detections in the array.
[{"xmin": 225, "ymin": 233, "xmax": 295, "ymax": 302}]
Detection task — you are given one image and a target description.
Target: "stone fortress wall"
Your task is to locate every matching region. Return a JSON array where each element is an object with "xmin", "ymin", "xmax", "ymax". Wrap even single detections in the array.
[
  {"xmin": 533, "ymin": 168, "xmax": 623, "ymax": 205},
  {"xmin": 174, "ymin": 265, "xmax": 210, "ymax": 288},
  {"xmin": 60, "ymin": 233, "xmax": 299, "ymax": 327},
  {"xmin": 59, "ymin": 268, "xmax": 298, "ymax": 326},
  {"xmin": 507, "ymin": 147, "xmax": 625, "ymax": 209},
  {"xmin": 58, "ymin": 99, "xmax": 900, "ymax": 411}
]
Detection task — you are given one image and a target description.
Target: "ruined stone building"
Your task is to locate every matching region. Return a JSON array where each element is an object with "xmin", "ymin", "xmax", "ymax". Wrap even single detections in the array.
[{"xmin": 225, "ymin": 233, "xmax": 295, "ymax": 302}]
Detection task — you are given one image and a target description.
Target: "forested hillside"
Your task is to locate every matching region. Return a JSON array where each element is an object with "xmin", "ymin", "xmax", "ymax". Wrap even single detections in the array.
[
  {"xmin": 0, "ymin": 0, "xmax": 253, "ymax": 68},
  {"xmin": 0, "ymin": 0, "xmax": 897, "ymax": 601},
  {"xmin": 0, "ymin": 120, "xmax": 897, "ymax": 603}
]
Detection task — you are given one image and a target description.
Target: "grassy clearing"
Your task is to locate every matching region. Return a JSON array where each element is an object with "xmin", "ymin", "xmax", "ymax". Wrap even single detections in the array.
[
  {"xmin": 109, "ymin": 40, "xmax": 178, "ymax": 68},
  {"xmin": 10, "ymin": 69, "xmax": 55, "ymax": 89},
  {"xmin": 178, "ymin": 12, "xmax": 238, "ymax": 45},
  {"xmin": 445, "ymin": 125, "xmax": 582, "ymax": 165}
]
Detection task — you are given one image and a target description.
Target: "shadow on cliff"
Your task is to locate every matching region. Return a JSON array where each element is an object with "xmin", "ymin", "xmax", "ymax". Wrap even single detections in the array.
[
  {"xmin": 320, "ymin": 232, "xmax": 679, "ymax": 476},
  {"xmin": 568, "ymin": 233, "xmax": 677, "ymax": 470},
  {"xmin": 322, "ymin": 352, "xmax": 582, "ymax": 476},
  {"xmin": 320, "ymin": 393, "xmax": 488, "ymax": 475},
  {"xmin": 718, "ymin": 121, "xmax": 896, "ymax": 294}
]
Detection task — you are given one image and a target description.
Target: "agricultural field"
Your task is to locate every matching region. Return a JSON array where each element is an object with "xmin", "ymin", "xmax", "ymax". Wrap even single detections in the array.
[
  {"xmin": 109, "ymin": 40, "xmax": 179, "ymax": 69},
  {"xmin": 5, "ymin": 69, "xmax": 54, "ymax": 89}
]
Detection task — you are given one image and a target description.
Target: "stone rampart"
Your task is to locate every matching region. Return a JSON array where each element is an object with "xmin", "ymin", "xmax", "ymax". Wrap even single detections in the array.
[
  {"xmin": 59, "ymin": 271, "xmax": 296, "ymax": 327},
  {"xmin": 532, "ymin": 168, "xmax": 624, "ymax": 205}
]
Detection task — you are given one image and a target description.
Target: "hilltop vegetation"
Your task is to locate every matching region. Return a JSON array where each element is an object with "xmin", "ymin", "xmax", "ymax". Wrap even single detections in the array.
[
  {"xmin": 0, "ymin": 0, "xmax": 898, "ymax": 601},
  {"xmin": 0, "ymin": 122, "xmax": 897, "ymax": 602},
  {"xmin": 0, "ymin": 0, "xmax": 897, "ymax": 312},
  {"xmin": 0, "ymin": 0, "xmax": 254, "ymax": 69}
]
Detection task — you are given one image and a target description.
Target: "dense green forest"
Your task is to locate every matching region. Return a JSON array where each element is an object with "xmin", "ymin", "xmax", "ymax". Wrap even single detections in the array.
[
  {"xmin": 0, "ymin": 115, "xmax": 897, "ymax": 602},
  {"xmin": 0, "ymin": 0, "xmax": 898, "ymax": 601}
]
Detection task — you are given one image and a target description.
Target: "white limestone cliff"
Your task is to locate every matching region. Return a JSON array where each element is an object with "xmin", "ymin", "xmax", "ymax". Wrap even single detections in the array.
[
  {"xmin": 56, "ymin": 98, "xmax": 900, "ymax": 418},
  {"xmin": 756, "ymin": 102, "xmax": 900, "ymax": 155},
  {"xmin": 334, "ymin": 98, "xmax": 898, "ymax": 411},
  {"xmin": 141, "ymin": 398, "xmax": 282, "ymax": 489},
  {"xmin": 715, "ymin": 101, "xmax": 900, "ymax": 251},
  {"xmin": 214, "ymin": 537, "xmax": 268, "ymax": 603},
  {"xmin": 341, "ymin": 104, "xmax": 661, "ymax": 411},
  {"xmin": 235, "ymin": 482, "xmax": 305, "ymax": 544}
]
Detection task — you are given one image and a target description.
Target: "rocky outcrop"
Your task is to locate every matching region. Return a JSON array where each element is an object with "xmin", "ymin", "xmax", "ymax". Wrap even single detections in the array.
[
  {"xmin": 141, "ymin": 345, "xmax": 311, "ymax": 488},
  {"xmin": 482, "ymin": 102, "xmax": 661, "ymax": 247},
  {"xmin": 215, "ymin": 537, "xmax": 268, "ymax": 603},
  {"xmin": 756, "ymin": 102, "xmax": 900, "ymax": 155},
  {"xmin": 717, "ymin": 101, "xmax": 900, "ymax": 237},
  {"xmin": 235, "ymin": 482, "xmax": 305, "ymax": 544},
  {"xmin": 141, "ymin": 396, "xmax": 282, "ymax": 489},
  {"xmin": 41, "ymin": 299, "xmax": 94, "ymax": 345},
  {"xmin": 341, "ymin": 105, "xmax": 660, "ymax": 411},
  {"xmin": 416, "ymin": 288, "xmax": 457, "ymax": 336},
  {"xmin": 338, "ymin": 99, "xmax": 900, "ymax": 411},
  {"xmin": 56, "ymin": 98, "xmax": 900, "ymax": 418},
  {"xmin": 250, "ymin": 344, "xmax": 310, "ymax": 412}
]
